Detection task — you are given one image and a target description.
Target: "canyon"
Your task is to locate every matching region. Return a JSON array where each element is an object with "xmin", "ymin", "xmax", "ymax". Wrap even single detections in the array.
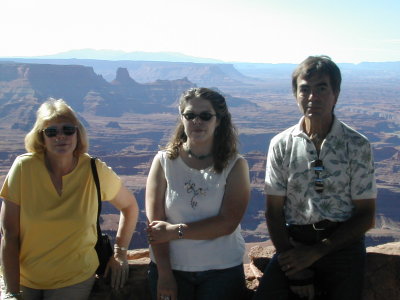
[{"xmin": 0, "ymin": 59, "xmax": 399, "ymax": 250}]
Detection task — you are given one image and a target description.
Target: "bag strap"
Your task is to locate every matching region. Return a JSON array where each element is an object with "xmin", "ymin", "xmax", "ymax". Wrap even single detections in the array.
[{"xmin": 90, "ymin": 157, "xmax": 102, "ymax": 240}]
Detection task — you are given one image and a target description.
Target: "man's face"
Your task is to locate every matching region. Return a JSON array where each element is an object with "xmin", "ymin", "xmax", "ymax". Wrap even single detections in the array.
[{"xmin": 296, "ymin": 73, "xmax": 338, "ymax": 123}]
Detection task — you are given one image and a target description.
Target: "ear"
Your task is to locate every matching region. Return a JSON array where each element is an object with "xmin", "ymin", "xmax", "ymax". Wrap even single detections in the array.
[{"xmin": 334, "ymin": 93, "xmax": 339, "ymax": 105}]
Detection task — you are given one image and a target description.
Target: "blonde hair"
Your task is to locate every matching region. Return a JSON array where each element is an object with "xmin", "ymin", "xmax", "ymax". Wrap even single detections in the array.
[{"xmin": 25, "ymin": 98, "xmax": 88, "ymax": 155}]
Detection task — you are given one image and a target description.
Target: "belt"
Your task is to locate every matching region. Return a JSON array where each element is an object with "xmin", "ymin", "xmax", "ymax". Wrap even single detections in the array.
[{"xmin": 286, "ymin": 220, "xmax": 342, "ymax": 245}]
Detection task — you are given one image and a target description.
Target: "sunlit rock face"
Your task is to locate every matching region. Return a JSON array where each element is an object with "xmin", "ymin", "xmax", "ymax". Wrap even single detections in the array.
[
  {"xmin": 84, "ymin": 243, "xmax": 400, "ymax": 300},
  {"xmin": 247, "ymin": 242, "xmax": 400, "ymax": 300}
]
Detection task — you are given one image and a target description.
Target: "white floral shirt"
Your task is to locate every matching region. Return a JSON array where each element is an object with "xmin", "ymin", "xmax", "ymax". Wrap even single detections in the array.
[{"xmin": 265, "ymin": 116, "xmax": 377, "ymax": 225}]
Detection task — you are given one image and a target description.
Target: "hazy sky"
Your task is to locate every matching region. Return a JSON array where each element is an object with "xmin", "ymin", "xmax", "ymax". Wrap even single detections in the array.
[{"xmin": 1, "ymin": 0, "xmax": 399, "ymax": 63}]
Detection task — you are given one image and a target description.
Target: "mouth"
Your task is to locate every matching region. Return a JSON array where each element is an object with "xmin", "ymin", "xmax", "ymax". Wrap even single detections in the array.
[
  {"xmin": 192, "ymin": 128, "xmax": 204, "ymax": 132},
  {"xmin": 306, "ymin": 106, "xmax": 322, "ymax": 111}
]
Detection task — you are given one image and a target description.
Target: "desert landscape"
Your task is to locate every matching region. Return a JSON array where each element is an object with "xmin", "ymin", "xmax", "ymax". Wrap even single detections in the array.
[{"xmin": 0, "ymin": 58, "xmax": 399, "ymax": 249}]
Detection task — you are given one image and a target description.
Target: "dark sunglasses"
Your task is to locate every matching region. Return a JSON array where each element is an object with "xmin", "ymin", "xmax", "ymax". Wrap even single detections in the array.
[
  {"xmin": 311, "ymin": 159, "xmax": 324, "ymax": 193},
  {"xmin": 43, "ymin": 125, "xmax": 77, "ymax": 138},
  {"xmin": 182, "ymin": 112, "xmax": 216, "ymax": 121}
]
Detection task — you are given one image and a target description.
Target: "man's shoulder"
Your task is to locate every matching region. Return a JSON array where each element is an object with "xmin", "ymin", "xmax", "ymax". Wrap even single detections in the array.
[
  {"xmin": 270, "ymin": 124, "xmax": 298, "ymax": 145},
  {"xmin": 336, "ymin": 119, "xmax": 371, "ymax": 144}
]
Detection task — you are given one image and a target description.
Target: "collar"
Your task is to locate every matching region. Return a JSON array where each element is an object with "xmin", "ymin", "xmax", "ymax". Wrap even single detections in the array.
[{"xmin": 292, "ymin": 115, "xmax": 341, "ymax": 139}]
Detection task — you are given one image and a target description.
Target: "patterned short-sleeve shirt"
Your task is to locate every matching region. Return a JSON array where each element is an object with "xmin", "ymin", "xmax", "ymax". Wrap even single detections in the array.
[{"xmin": 265, "ymin": 116, "xmax": 377, "ymax": 225}]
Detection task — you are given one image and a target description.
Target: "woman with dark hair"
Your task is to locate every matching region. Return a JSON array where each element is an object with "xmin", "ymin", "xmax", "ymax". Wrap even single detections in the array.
[
  {"xmin": 0, "ymin": 98, "xmax": 139, "ymax": 300},
  {"xmin": 146, "ymin": 88, "xmax": 250, "ymax": 300}
]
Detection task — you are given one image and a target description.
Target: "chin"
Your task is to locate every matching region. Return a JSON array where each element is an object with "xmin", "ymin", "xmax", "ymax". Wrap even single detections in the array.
[{"xmin": 189, "ymin": 135, "xmax": 212, "ymax": 144}]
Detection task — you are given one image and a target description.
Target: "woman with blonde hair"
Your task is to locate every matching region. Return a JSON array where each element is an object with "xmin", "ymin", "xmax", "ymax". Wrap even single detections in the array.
[
  {"xmin": 146, "ymin": 88, "xmax": 250, "ymax": 300},
  {"xmin": 1, "ymin": 98, "xmax": 139, "ymax": 300}
]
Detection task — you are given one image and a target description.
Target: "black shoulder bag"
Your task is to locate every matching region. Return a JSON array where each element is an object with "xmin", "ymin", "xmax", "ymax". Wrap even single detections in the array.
[{"xmin": 91, "ymin": 157, "xmax": 114, "ymax": 276}]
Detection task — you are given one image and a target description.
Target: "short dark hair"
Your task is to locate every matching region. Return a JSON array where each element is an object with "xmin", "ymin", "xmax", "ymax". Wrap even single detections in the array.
[
  {"xmin": 292, "ymin": 55, "xmax": 342, "ymax": 97},
  {"xmin": 165, "ymin": 87, "xmax": 238, "ymax": 173}
]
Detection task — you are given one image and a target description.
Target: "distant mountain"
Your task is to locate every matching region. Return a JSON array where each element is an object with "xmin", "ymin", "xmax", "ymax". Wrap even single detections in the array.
[
  {"xmin": 0, "ymin": 62, "xmax": 253, "ymax": 129},
  {"xmin": 0, "ymin": 58, "xmax": 261, "ymax": 88},
  {"xmin": 23, "ymin": 49, "xmax": 224, "ymax": 64},
  {"xmin": 237, "ymin": 61, "xmax": 400, "ymax": 79}
]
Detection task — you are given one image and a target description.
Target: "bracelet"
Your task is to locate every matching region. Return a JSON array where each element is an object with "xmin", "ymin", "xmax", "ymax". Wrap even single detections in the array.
[
  {"xmin": 114, "ymin": 244, "xmax": 128, "ymax": 251},
  {"xmin": 178, "ymin": 224, "xmax": 184, "ymax": 239},
  {"xmin": 321, "ymin": 238, "xmax": 332, "ymax": 246},
  {"xmin": 3, "ymin": 292, "xmax": 23, "ymax": 299}
]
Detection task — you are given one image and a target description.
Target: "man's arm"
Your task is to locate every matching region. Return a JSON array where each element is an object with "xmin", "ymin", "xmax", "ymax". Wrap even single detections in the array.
[
  {"xmin": 265, "ymin": 194, "xmax": 292, "ymax": 253},
  {"xmin": 316, "ymin": 198, "xmax": 375, "ymax": 253},
  {"xmin": 266, "ymin": 194, "xmax": 316, "ymax": 299},
  {"xmin": 279, "ymin": 198, "xmax": 375, "ymax": 276}
]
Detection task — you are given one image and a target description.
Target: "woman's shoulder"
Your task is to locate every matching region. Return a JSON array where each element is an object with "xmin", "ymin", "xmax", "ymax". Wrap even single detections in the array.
[
  {"xmin": 14, "ymin": 152, "xmax": 42, "ymax": 165},
  {"xmin": 155, "ymin": 150, "xmax": 173, "ymax": 163},
  {"xmin": 223, "ymin": 153, "xmax": 246, "ymax": 174},
  {"xmin": 229, "ymin": 153, "xmax": 243, "ymax": 164}
]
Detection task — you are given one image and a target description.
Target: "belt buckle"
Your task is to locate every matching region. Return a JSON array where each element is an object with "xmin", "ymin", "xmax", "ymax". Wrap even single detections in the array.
[{"xmin": 312, "ymin": 223, "xmax": 325, "ymax": 231}]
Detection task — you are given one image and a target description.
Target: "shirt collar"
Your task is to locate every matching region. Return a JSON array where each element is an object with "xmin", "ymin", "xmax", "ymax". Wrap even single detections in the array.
[{"xmin": 292, "ymin": 115, "xmax": 340, "ymax": 138}]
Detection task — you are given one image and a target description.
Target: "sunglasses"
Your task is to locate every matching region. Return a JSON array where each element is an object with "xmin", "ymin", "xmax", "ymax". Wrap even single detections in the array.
[
  {"xmin": 43, "ymin": 125, "xmax": 77, "ymax": 138},
  {"xmin": 182, "ymin": 112, "xmax": 216, "ymax": 121},
  {"xmin": 311, "ymin": 159, "xmax": 324, "ymax": 193}
]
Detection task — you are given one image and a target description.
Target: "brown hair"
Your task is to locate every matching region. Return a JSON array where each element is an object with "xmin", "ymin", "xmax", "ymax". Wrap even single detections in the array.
[
  {"xmin": 164, "ymin": 88, "xmax": 238, "ymax": 173},
  {"xmin": 292, "ymin": 55, "xmax": 342, "ymax": 97}
]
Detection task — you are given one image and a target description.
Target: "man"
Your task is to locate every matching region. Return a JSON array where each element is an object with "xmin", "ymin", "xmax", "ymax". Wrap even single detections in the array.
[{"xmin": 253, "ymin": 56, "xmax": 376, "ymax": 300}]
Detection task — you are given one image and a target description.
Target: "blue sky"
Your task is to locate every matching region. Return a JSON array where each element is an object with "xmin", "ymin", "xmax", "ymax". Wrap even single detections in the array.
[{"xmin": 1, "ymin": 0, "xmax": 399, "ymax": 63}]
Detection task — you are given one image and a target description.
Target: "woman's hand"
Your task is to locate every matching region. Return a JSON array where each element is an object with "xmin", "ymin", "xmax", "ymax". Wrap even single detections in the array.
[
  {"xmin": 157, "ymin": 272, "xmax": 178, "ymax": 300},
  {"xmin": 147, "ymin": 221, "xmax": 178, "ymax": 244},
  {"xmin": 104, "ymin": 252, "xmax": 129, "ymax": 289},
  {"xmin": 0, "ymin": 294, "xmax": 23, "ymax": 300}
]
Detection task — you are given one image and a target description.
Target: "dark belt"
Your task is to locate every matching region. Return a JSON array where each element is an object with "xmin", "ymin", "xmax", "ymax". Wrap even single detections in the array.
[{"xmin": 286, "ymin": 220, "xmax": 342, "ymax": 245}]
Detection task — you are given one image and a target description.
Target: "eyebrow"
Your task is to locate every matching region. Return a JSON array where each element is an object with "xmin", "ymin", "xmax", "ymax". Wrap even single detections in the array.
[
  {"xmin": 299, "ymin": 82, "xmax": 328, "ymax": 88},
  {"xmin": 183, "ymin": 109, "xmax": 213, "ymax": 113}
]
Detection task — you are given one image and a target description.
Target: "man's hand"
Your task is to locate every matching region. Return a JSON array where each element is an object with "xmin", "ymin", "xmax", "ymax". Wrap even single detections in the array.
[
  {"xmin": 278, "ymin": 242, "xmax": 323, "ymax": 276},
  {"xmin": 288, "ymin": 269, "xmax": 315, "ymax": 300},
  {"xmin": 290, "ymin": 283, "xmax": 315, "ymax": 300}
]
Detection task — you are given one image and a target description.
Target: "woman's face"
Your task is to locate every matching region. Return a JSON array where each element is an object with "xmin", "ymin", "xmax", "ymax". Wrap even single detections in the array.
[
  {"xmin": 43, "ymin": 118, "xmax": 78, "ymax": 157},
  {"xmin": 181, "ymin": 97, "xmax": 220, "ymax": 146}
]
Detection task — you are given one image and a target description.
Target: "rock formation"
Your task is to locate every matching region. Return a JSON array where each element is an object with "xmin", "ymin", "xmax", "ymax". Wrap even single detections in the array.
[
  {"xmin": 86, "ymin": 242, "xmax": 400, "ymax": 299},
  {"xmin": 248, "ymin": 242, "xmax": 400, "ymax": 300}
]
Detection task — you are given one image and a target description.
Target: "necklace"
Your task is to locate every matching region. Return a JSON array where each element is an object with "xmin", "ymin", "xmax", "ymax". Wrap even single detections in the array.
[
  {"xmin": 188, "ymin": 149, "xmax": 212, "ymax": 160},
  {"xmin": 184, "ymin": 146, "xmax": 212, "ymax": 160}
]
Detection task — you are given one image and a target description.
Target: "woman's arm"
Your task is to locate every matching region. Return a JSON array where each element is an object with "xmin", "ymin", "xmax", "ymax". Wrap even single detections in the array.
[
  {"xmin": 148, "ymin": 157, "xmax": 250, "ymax": 243},
  {"xmin": 0, "ymin": 199, "xmax": 21, "ymax": 294},
  {"xmin": 105, "ymin": 185, "xmax": 139, "ymax": 289},
  {"xmin": 145, "ymin": 155, "xmax": 177, "ymax": 300}
]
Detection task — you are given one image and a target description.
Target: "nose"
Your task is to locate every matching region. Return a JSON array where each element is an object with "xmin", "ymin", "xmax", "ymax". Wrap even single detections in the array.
[
  {"xmin": 55, "ymin": 134, "xmax": 65, "ymax": 141},
  {"xmin": 308, "ymin": 89, "xmax": 320, "ymax": 101},
  {"xmin": 192, "ymin": 116, "xmax": 203, "ymax": 124}
]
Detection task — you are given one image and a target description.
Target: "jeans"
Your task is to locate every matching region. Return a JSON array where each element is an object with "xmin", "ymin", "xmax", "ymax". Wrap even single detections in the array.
[
  {"xmin": 21, "ymin": 275, "xmax": 95, "ymax": 300},
  {"xmin": 148, "ymin": 262, "xmax": 246, "ymax": 300},
  {"xmin": 253, "ymin": 239, "xmax": 366, "ymax": 300}
]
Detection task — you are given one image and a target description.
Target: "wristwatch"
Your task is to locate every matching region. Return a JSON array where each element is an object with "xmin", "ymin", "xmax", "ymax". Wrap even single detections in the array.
[{"xmin": 178, "ymin": 224, "xmax": 184, "ymax": 239}]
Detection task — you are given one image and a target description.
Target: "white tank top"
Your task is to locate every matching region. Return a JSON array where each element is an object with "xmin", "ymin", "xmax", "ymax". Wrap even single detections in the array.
[{"xmin": 150, "ymin": 150, "xmax": 245, "ymax": 271}]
